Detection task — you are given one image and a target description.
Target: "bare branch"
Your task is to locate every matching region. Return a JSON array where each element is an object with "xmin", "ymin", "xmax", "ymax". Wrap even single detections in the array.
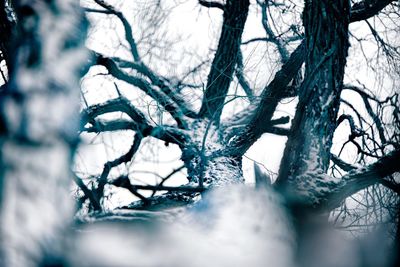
[
  {"xmin": 111, "ymin": 56, "xmax": 198, "ymax": 118},
  {"xmin": 90, "ymin": 1, "xmax": 200, "ymax": 120},
  {"xmin": 95, "ymin": 134, "xmax": 144, "ymax": 208},
  {"xmin": 242, "ymin": 37, "xmax": 274, "ymax": 45},
  {"xmin": 257, "ymin": 0, "xmax": 289, "ymax": 62},
  {"xmin": 322, "ymin": 149, "xmax": 400, "ymax": 210},
  {"xmin": 96, "ymin": 56, "xmax": 189, "ymax": 128},
  {"xmin": 82, "ymin": 97, "xmax": 189, "ymax": 145},
  {"xmin": 235, "ymin": 49, "xmax": 255, "ymax": 101},
  {"xmin": 73, "ymin": 175, "xmax": 102, "ymax": 211},
  {"xmin": 113, "ymin": 176, "xmax": 206, "ymax": 193},
  {"xmin": 198, "ymin": 0, "xmax": 250, "ymax": 122},
  {"xmin": 379, "ymin": 179, "xmax": 400, "ymax": 195},
  {"xmin": 198, "ymin": 0, "xmax": 225, "ymax": 10},
  {"xmin": 265, "ymin": 126, "xmax": 290, "ymax": 136},
  {"xmin": 111, "ymin": 175, "xmax": 205, "ymax": 208},
  {"xmin": 81, "ymin": 97, "xmax": 149, "ymax": 131},
  {"xmin": 350, "ymin": 0, "xmax": 395, "ymax": 22},
  {"xmin": 93, "ymin": 0, "xmax": 141, "ymax": 61},
  {"xmin": 83, "ymin": 119, "xmax": 137, "ymax": 133},
  {"xmin": 83, "ymin": 8, "xmax": 112, "ymax": 14},
  {"xmin": 225, "ymin": 40, "xmax": 305, "ymax": 155},
  {"xmin": 330, "ymin": 153, "xmax": 358, "ymax": 172},
  {"xmin": 343, "ymin": 84, "xmax": 387, "ymax": 144}
]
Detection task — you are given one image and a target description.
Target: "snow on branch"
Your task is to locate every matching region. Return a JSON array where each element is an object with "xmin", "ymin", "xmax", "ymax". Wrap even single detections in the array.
[
  {"xmin": 224, "ymin": 40, "xmax": 305, "ymax": 155},
  {"xmin": 350, "ymin": 0, "xmax": 395, "ymax": 22},
  {"xmin": 320, "ymin": 149, "xmax": 400, "ymax": 210}
]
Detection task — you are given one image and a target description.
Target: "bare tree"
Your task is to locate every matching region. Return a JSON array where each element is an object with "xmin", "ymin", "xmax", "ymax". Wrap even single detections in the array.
[
  {"xmin": 76, "ymin": 0, "xmax": 400, "ymax": 220},
  {"xmin": 0, "ymin": 0, "xmax": 399, "ymax": 266}
]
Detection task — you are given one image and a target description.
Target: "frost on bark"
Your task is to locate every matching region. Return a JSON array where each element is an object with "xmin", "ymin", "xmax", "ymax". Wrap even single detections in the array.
[
  {"xmin": 0, "ymin": 1, "xmax": 87, "ymax": 266},
  {"xmin": 276, "ymin": 0, "xmax": 351, "ymax": 204}
]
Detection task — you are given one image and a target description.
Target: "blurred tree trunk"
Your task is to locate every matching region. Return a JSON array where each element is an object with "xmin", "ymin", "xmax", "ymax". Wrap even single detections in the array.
[{"xmin": 0, "ymin": 1, "xmax": 87, "ymax": 266}]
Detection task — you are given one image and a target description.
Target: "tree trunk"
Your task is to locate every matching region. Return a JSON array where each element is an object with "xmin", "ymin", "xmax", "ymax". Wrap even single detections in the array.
[
  {"xmin": 182, "ymin": 120, "xmax": 244, "ymax": 186},
  {"xmin": 276, "ymin": 0, "xmax": 350, "ymax": 204},
  {"xmin": 0, "ymin": 1, "xmax": 87, "ymax": 266}
]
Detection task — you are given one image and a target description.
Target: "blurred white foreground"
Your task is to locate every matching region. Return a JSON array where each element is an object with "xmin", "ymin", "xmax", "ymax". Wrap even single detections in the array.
[
  {"xmin": 71, "ymin": 186, "xmax": 296, "ymax": 267},
  {"xmin": 71, "ymin": 184, "xmax": 395, "ymax": 267}
]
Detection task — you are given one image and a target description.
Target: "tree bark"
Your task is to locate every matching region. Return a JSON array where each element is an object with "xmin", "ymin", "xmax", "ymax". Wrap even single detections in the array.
[{"xmin": 276, "ymin": 0, "xmax": 350, "ymax": 196}]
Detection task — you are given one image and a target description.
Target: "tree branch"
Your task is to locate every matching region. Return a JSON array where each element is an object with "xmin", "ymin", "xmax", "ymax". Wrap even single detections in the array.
[
  {"xmin": 73, "ymin": 175, "xmax": 102, "ymax": 211},
  {"xmin": 223, "ymin": 0, "xmax": 393, "ymax": 138},
  {"xmin": 350, "ymin": 0, "xmax": 395, "ymax": 22},
  {"xmin": 330, "ymin": 153, "xmax": 357, "ymax": 172},
  {"xmin": 111, "ymin": 56, "xmax": 198, "ymax": 119},
  {"xmin": 93, "ymin": 0, "xmax": 141, "ymax": 61},
  {"xmin": 198, "ymin": 0, "xmax": 225, "ymax": 10},
  {"xmin": 257, "ymin": 0, "xmax": 289, "ymax": 62},
  {"xmin": 83, "ymin": 119, "xmax": 137, "ymax": 133},
  {"xmin": 84, "ymin": 8, "xmax": 112, "ymax": 14},
  {"xmin": 235, "ymin": 49, "xmax": 255, "ymax": 101},
  {"xmin": 81, "ymin": 97, "xmax": 149, "ymax": 131},
  {"xmin": 96, "ymin": 56, "xmax": 188, "ymax": 128},
  {"xmin": 82, "ymin": 97, "xmax": 189, "ymax": 145},
  {"xmin": 90, "ymin": 0, "xmax": 199, "ymax": 121},
  {"xmin": 198, "ymin": 0, "xmax": 250, "ymax": 122},
  {"xmin": 113, "ymin": 176, "xmax": 206, "ymax": 193},
  {"xmin": 343, "ymin": 84, "xmax": 387, "ymax": 144},
  {"xmin": 94, "ymin": 134, "xmax": 144, "ymax": 208},
  {"xmin": 225, "ymin": 40, "xmax": 305, "ymax": 155},
  {"xmin": 322, "ymin": 149, "xmax": 400, "ymax": 210}
]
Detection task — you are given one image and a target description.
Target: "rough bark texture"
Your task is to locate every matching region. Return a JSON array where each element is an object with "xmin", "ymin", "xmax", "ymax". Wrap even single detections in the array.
[
  {"xmin": 276, "ymin": 0, "xmax": 350, "ymax": 195},
  {"xmin": 182, "ymin": 120, "xmax": 244, "ymax": 186},
  {"xmin": 0, "ymin": 1, "xmax": 87, "ymax": 266},
  {"xmin": 223, "ymin": 0, "xmax": 393, "ymax": 157}
]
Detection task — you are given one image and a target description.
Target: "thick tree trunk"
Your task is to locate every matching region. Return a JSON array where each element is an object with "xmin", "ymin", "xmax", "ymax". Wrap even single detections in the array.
[
  {"xmin": 0, "ymin": 1, "xmax": 87, "ymax": 266},
  {"xmin": 182, "ymin": 120, "xmax": 244, "ymax": 186},
  {"xmin": 276, "ymin": 0, "xmax": 350, "ymax": 203}
]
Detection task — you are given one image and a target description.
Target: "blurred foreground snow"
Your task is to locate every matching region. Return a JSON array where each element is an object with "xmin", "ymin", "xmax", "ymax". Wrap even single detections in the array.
[
  {"xmin": 71, "ymin": 186, "xmax": 296, "ymax": 267},
  {"xmin": 70, "ymin": 185, "xmax": 395, "ymax": 267}
]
